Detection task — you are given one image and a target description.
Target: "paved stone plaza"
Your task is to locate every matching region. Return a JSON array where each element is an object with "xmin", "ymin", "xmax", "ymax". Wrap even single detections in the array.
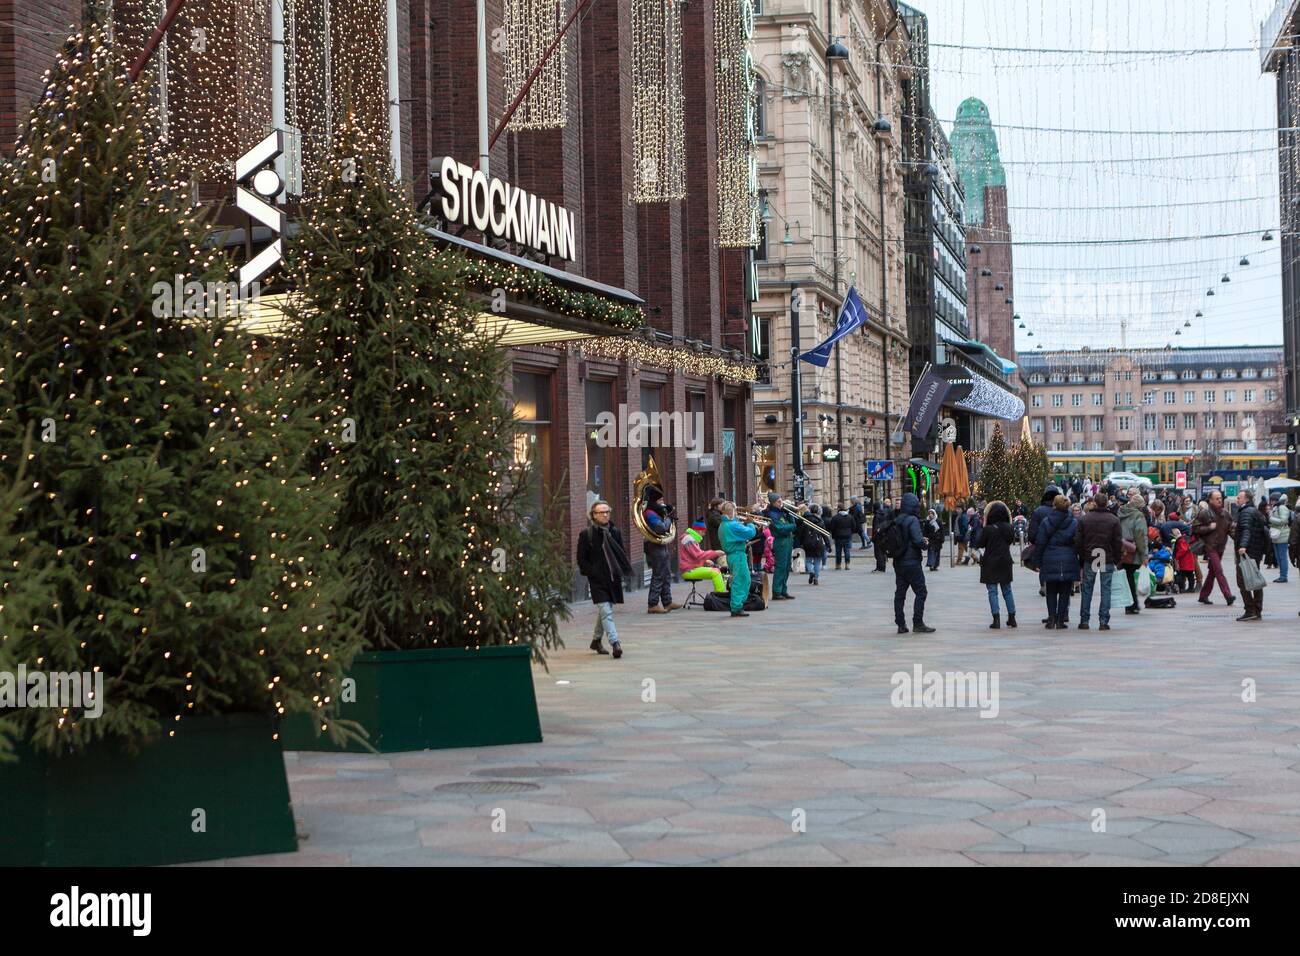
[{"xmin": 229, "ymin": 555, "xmax": 1300, "ymax": 866}]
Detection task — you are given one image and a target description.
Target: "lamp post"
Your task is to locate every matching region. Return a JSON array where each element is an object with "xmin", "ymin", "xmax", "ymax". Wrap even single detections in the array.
[
  {"xmin": 875, "ymin": 8, "xmax": 902, "ymax": 495},
  {"xmin": 827, "ymin": 17, "xmax": 850, "ymax": 505}
]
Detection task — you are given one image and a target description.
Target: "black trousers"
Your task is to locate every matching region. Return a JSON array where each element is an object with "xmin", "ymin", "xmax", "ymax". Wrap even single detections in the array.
[
  {"xmin": 894, "ymin": 563, "xmax": 928, "ymax": 626},
  {"xmin": 1122, "ymin": 563, "xmax": 1141, "ymax": 611},
  {"xmin": 875, "ymin": 539, "xmax": 889, "ymax": 571},
  {"xmin": 834, "ymin": 539, "xmax": 852, "ymax": 566},
  {"xmin": 645, "ymin": 542, "xmax": 672, "ymax": 607},
  {"xmin": 1045, "ymin": 580, "xmax": 1072, "ymax": 622}
]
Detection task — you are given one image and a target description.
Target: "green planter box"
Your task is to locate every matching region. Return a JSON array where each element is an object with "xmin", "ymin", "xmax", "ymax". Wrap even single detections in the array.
[
  {"xmin": 0, "ymin": 713, "xmax": 297, "ymax": 866},
  {"xmin": 280, "ymin": 644, "xmax": 542, "ymax": 753}
]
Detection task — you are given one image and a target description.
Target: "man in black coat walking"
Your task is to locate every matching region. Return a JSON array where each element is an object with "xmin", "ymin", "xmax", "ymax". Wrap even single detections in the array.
[
  {"xmin": 893, "ymin": 493, "xmax": 935, "ymax": 634},
  {"xmin": 576, "ymin": 500, "xmax": 632, "ymax": 658},
  {"xmin": 828, "ymin": 503, "xmax": 856, "ymax": 570}
]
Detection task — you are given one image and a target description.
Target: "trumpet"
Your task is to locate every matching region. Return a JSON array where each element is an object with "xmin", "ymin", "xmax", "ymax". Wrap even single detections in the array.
[{"xmin": 735, "ymin": 508, "xmax": 771, "ymax": 528}]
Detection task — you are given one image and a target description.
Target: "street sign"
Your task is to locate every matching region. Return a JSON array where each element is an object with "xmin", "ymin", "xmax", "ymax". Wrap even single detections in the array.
[
  {"xmin": 1224, "ymin": 481, "xmax": 1240, "ymax": 499},
  {"xmin": 866, "ymin": 459, "xmax": 895, "ymax": 481},
  {"xmin": 1175, "ymin": 471, "xmax": 1187, "ymax": 490},
  {"xmin": 822, "ymin": 444, "xmax": 841, "ymax": 462}
]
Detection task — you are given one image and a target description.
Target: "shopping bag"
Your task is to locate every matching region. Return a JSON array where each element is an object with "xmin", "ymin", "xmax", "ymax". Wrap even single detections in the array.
[
  {"xmin": 1135, "ymin": 568, "xmax": 1152, "ymax": 599},
  {"xmin": 1239, "ymin": 556, "xmax": 1268, "ymax": 592},
  {"xmin": 1110, "ymin": 570, "xmax": 1133, "ymax": 608}
]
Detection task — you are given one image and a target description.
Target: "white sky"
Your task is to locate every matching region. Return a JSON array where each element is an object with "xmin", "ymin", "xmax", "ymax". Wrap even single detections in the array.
[{"xmin": 914, "ymin": 0, "xmax": 1285, "ymax": 351}]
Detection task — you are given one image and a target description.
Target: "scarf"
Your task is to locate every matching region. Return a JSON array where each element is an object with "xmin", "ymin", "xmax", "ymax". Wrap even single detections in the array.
[{"xmin": 593, "ymin": 523, "xmax": 632, "ymax": 580}]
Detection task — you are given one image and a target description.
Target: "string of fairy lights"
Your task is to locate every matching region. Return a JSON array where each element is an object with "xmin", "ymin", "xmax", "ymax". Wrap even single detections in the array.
[
  {"xmin": 715, "ymin": 0, "xmax": 760, "ymax": 247},
  {"xmin": 630, "ymin": 0, "xmax": 686, "ymax": 202},
  {"xmin": 504, "ymin": 0, "xmax": 568, "ymax": 131}
]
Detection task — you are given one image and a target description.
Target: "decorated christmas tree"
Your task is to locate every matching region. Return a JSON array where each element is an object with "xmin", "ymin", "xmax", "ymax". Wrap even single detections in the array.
[
  {"xmin": 279, "ymin": 123, "xmax": 568, "ymax": 660},
  {"xmin": 977, "ymin": 425, "xmax": 1015, "ymax": 504},
  {"xmin": 0, "ymin": 27, "xmax": 361, "ymax": 755},
  {"xmin": 1012, "ymin": 429, "xmax": 1052, "ymax": 506}
]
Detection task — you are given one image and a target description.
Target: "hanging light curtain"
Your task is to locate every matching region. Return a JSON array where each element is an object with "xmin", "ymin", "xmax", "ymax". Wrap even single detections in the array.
[
  {"xmin": 504, "ymin": 0, "xmax": 568, "ymax": 131},
  {"xmin": 714, "ymin": 0, "xmax": 758, "ymax": 246},
  {"xmin": 631, "ymin": 0, "xmax": 686, "ymax": 202}
]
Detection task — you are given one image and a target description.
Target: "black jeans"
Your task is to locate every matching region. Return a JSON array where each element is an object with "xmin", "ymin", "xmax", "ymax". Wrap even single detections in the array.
[
  {"xmin": 1045, "ymin": 581, "xmax": 1072, "ymax": 622},
  {"xmin": 834, "ymin": 539, "xmax": 852, "ymax": 566},
  {"xmin": 876, "ymin": 539, "xmax": 889, "ymax": 571},
  {"xmin": 894, "ymin": 563, "xmax": 928, "ymax": 626}
]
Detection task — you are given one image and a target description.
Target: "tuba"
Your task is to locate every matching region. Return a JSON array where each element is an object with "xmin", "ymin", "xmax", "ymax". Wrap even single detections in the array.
[{"xmin": 632, "ymin": 455, "xmax": 675, "ymax": 545}]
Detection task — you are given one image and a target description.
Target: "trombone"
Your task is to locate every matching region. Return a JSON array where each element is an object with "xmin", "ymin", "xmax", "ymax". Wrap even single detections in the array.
[
  {"xmin": 735, "ymin": 508, "xmax": 772, "ymax": 528},
  {"xmin": 782, "ymin": 503, "xmax": 833, "ymax": 542}
]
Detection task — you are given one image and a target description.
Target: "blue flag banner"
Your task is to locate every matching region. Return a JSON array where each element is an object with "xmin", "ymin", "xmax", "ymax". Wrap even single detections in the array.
[{"xmin": 799, "ymin": 286, "xmax": 868, "ymax": 368}]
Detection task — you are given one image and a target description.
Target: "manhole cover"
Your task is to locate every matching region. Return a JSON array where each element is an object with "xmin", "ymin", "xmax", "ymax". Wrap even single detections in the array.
[
  {"xmin": 470, "ymin": 766, "xmax": 575, "ymax": 779},
  {"xmin": 435, "ymin": 780, "xmax": 541, "ymax": 795}
]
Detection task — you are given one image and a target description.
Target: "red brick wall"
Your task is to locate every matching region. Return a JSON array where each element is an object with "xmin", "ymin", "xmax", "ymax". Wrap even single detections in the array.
[{"xmin": 0, "ymin": 0, "xmax": 79, "ymax": 154}]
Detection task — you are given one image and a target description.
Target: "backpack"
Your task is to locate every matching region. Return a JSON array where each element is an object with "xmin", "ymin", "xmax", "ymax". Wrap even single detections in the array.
[{"xmin": 876, "ymin": 513, "xmax": 906, "ymax": 559}]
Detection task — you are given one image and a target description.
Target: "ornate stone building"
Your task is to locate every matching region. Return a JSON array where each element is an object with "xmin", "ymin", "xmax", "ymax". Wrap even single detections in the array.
[{"xmin": 749, "ymin": 0, "xmax": 913, "ymax": 508}]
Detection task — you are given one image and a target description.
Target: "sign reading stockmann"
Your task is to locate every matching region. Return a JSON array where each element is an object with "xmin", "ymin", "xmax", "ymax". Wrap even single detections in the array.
[{"xmin": 437, "ymin": 157, "xmax": 577, "ymax": 261}]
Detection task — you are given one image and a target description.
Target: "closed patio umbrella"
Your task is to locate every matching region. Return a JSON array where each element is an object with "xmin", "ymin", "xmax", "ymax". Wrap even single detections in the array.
[{"xmin": 936, "ymin": 442, "xmax": 970, "ymax": 566}]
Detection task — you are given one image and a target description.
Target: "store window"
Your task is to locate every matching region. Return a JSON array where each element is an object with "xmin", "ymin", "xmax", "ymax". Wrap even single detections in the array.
[
  {"xmin": 512, "ymin": 370, "xmax": 554, "ymax": 522},
  {"xmin": 639, "ymin": 384, "xmax": 664, "ymax": 474},
  {"xmin": 585, "ymin": 379, "xmax": 617, "ymax": 513}
]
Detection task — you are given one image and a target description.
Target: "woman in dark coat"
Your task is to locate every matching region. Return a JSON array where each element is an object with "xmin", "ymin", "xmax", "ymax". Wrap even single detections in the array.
[
  {"xmin": 576, "ymin": 499, "xmax": 632, "ymax": 657},
  {"xmin": 1034, "ymin": 494, "xmax": 1081, "ymax": 629},
  {"xmin": 923, "ymin": 509, "xmax": 946, "ymax": 571},
  {"xmin": 976, "ymin": 500, "xmax": 1017, "ymax": 628}
]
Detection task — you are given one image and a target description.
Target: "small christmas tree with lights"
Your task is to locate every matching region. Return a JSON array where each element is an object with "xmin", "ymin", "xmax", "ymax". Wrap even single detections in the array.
[
  {"xmin": 1012, "ymin": 428, "xmax": 1051, "ymax": 505},
  {"xmin": 280, "ymin": 124, "xmax": 568, "ymax": 660},
  {"xmin": 0, "ymin": 27, "xmax": 361, "ymax": 755},
  {"xmin": 977, "ymin": 425, "xmax": 1015, "ymax": 504}
]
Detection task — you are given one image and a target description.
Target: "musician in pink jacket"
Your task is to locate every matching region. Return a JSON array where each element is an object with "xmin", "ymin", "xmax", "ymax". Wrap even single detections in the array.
[{"xmin": 679, "ymin": 526, "xmax": 726, "ymax": 593}]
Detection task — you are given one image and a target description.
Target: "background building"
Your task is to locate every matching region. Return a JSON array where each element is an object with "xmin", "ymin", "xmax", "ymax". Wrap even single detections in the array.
[
  {"xmin": 951, "ymin": 96, "xmax": 1021, "ymax": 443},
  {"xmin": 1020, "ymin": 347, "xmax": 1286, "ymax": 465},
  {"xmin": 900, "ymin": 7, "xmax": 1020, "ymax": 460},
  {"xmin": 750, "ymin": 0, "xmax": 913, "ymax": 508},
  {"xmin": 1261, "ymin": 0, "xmax": 1300, "ymax": 477},
  {"xmin": 2, "ymin": 0, "xmax": 758, "ymax": 598}
]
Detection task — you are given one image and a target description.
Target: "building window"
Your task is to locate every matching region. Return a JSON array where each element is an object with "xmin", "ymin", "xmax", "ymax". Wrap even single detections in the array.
[
  {"xmin": 1124, "ymin": 371, "xmax": 1133, "ymax": 381},
  {"xmin": 1032, "ymin": 418, "xmax": 1045, "ymax": 433},
  {"xmin": 1091, "ymin": 416, "xmax": 1104, "ymax": 431},
  {"xmin": 1092, "ymin": 441, "xmax": 1103, "ymax": 451},
  {"xmin": 1050, "ymin": 373, "xmax": 1065, "ymax": 384},
  {"xmin": 1163, "ymin": 414, "xmax": 1176, "ymax": 430},
  {"xmin": 585, "ymin": 379, "xmax": 617, "ymax": 514},
  {"xmin": 753, "ymin": 76, "xmax": 766, "ymax": 136},
  {"xmin": 1143, "ymin": 391, "xmax": 1155, "ymax": 405},
  {"xmin": 1263, "ymin": 367, "xmax": 1277, "ymax": 378},
  {"xmin": 1114, "ymin": 392, "xmax": 1122, "ymax": 407},
  {"xmin": 1143, "ymin": 414, "xmax": 1157, "ymax": 431},
  {"xmin": 1125, "ymin": 392, "xmax": 1132, "ymax": 406},
  {"xmin": 1266, "ymin": 388, "xmax": 1278, "ymax": 402},
  {"xmin": 1031, "ymin": 394, "xmax": 1043, "ymax": 407},
  {"xmin": 1184, "ymin": 413, "xmax": 1195, "ymax": 429},
  {"xmin": 1204, "ymin": 411, "xmax": 1215, "ymax": 428},
  {"xmin": 1202, "ymin": 369, "xmax": 1216, "ymax": 380},
  {"xmin": 1071, "ymin": 416, "xmax": 1084, "ymax": 432},
  {"xmin": 1224, "ymin": 412, "xmax": 1237, "ymax": 429},
  {"xmin": 1185, "ymin": 438, "xmax": 1195, "ymax": 450},
  {"xmin": 1164, "ymin": 391, "xmax": 1175, "ymax": 404},
  {"xmin": 1184, "ymin": 390, "xmax": 1195, "ymax": 404},
  {"xmin": 1222, "ymin": 369, "xmax": 1237, "ymax": 379},
  {"xmin": 1051, "ymin": 417, "xmax": 1064, "ymax": 432},
  {"xmin": 1054, "ymin": 443, "xmax": 1064, "ymax": 451},
  {"xmin": 1051, "ymin": 394, "xmax": 1063, "ymax": 407},
  {"xmin": 1224, "ymin": 389, "xmax": 1235, "ymax": 404},
  {"xmin": 1243, "ymin": 368, "xmax": 1258, "ymax": 379},
  {"xmin": 1029, "ymin": 373, "xmax": 1045, "ymax": 384},
  {"xmin": 1161, "ymin": 371, "xmax": 1176, "ymax": 381},
  {"xmin": 1182, "ymin": 370, "xmax": 1196, "ymax": 380},
  {"xmin": 1118, "ymin": 416, "xmax": 1131, "ymax": 431},
  {"xmin": 1143, "ymin": 439, "xmax": 1157, "ymax": 451},
  {"xmin": 1164, "ymin": 439, "xmax": 1176, "ymax": 450},
  {"xmin": 1071, "ymin": 394, "xmax": 1082, "ymax": 407},
  {"xmin": 1244, "ymin": 388, "xmax": 1256, "ymax": 402},
  {"xmin": 513, "ymin": 371, "xmax": 554, "ymax": 523},
  {"xmin": 754, "ymin": 222, "xmax": 769, "ymax": 261},
  {"xmin": 1092, "ymin": 393, "xmax": 1103, "ymax": 406},
  {"xmin": 1204, "ymin": 390, "xmax": 1215, "ymax": 404}
]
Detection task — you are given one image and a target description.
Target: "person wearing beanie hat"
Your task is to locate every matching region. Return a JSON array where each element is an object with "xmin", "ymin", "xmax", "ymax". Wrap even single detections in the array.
[
  {"xmin": 765, "ymin": 494, "xmax": 797, "ymax": 601},
  {"xmin": 679, "ymin": 526, "xmax": 726, "ymax": 595}
]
